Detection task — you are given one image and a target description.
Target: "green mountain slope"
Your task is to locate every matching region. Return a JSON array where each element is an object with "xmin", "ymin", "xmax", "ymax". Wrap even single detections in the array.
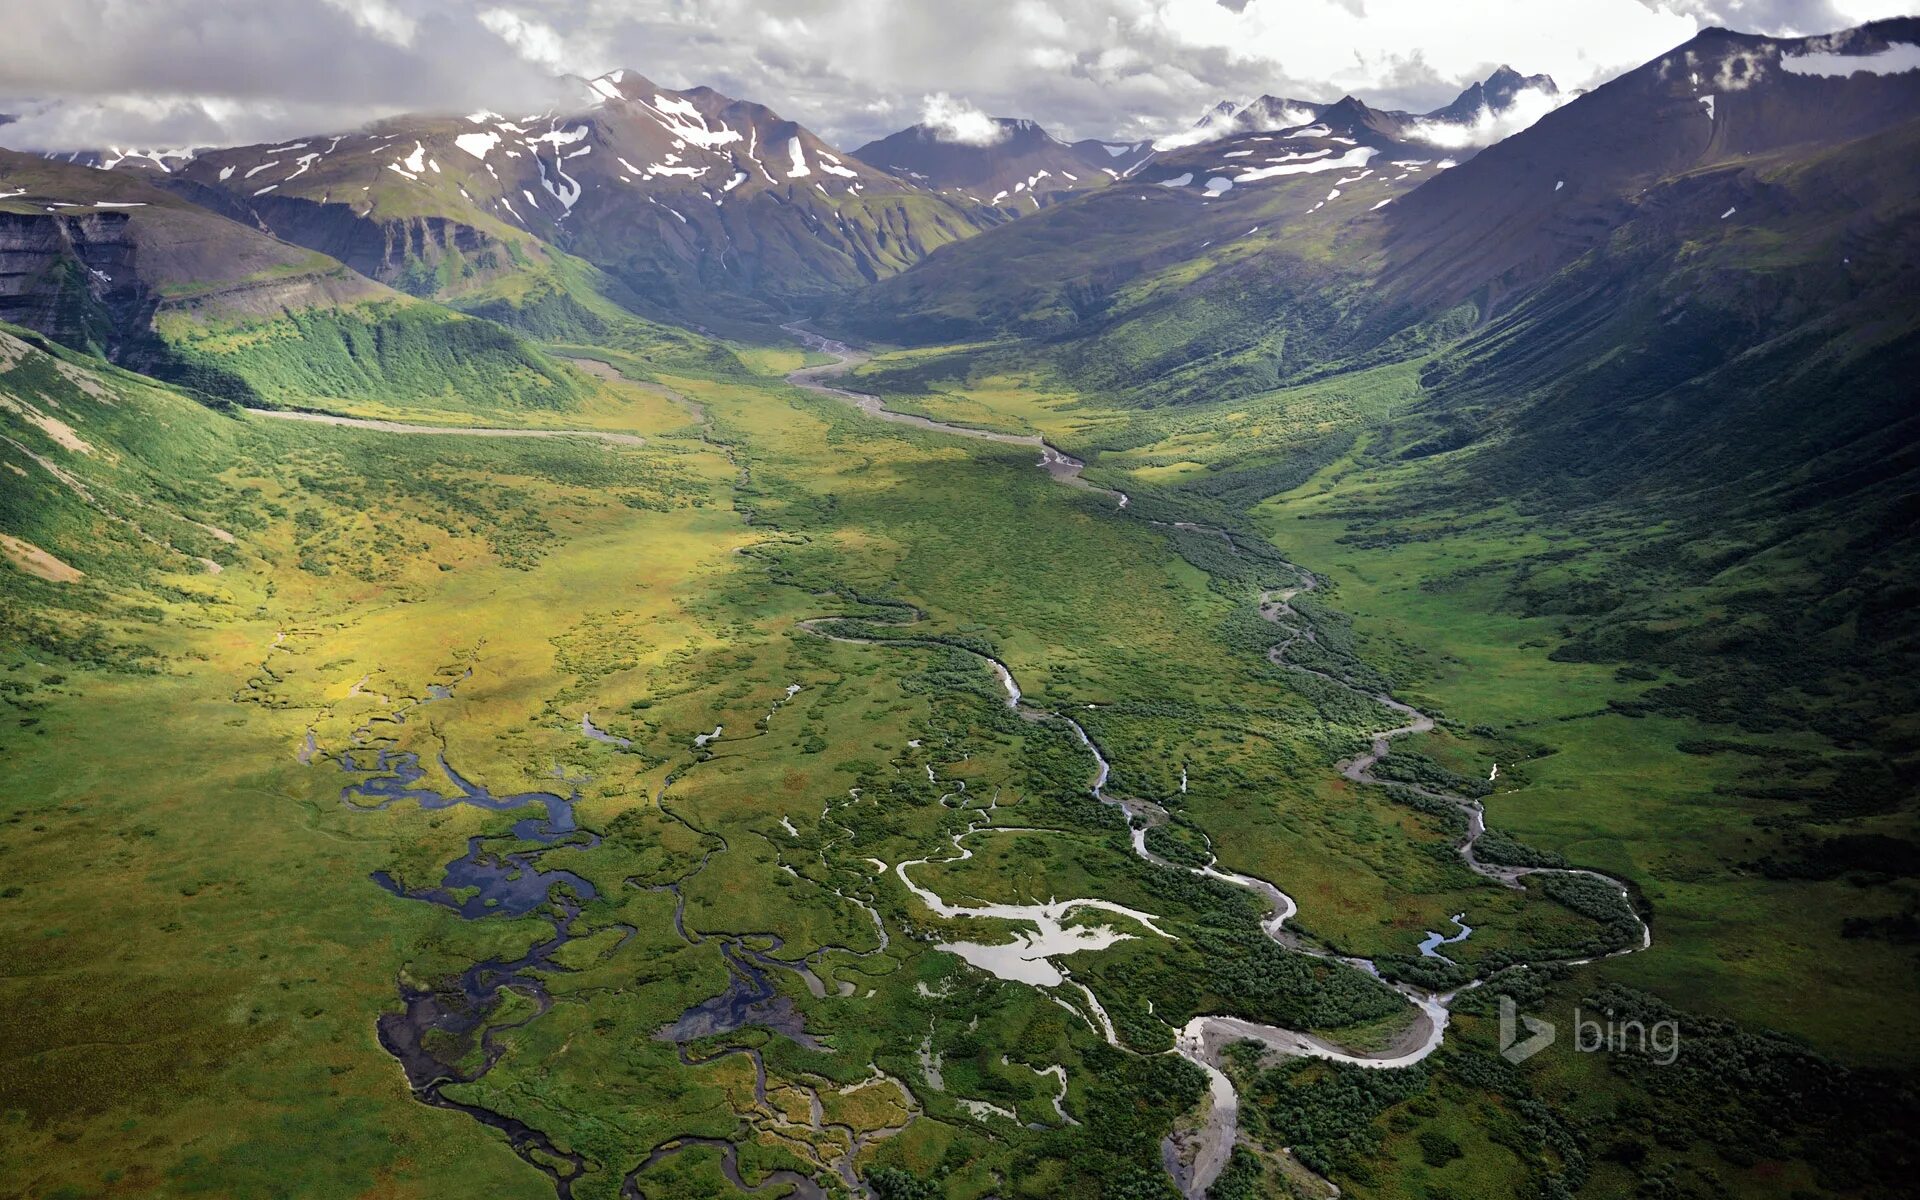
[
  {"xmin": 145, "ymin": 73, "xmax": 999, "ymax": 326},
  {"xmin": 0, "ymin": 323, "xmax": 250, "ymax": 661},
  {"xmin": 837, "ymin": 22, "xmax": 1920, "ymax": 412},
  {"xmin": 0, "ymin": 150, "xmax": 591, "ymax": 411},
  {"xmin": 1374, "ymin": 114, "xmax": 1920, "ymax": 746}
]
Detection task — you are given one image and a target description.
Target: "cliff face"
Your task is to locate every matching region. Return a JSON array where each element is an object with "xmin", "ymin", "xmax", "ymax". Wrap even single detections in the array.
[
  {"xmin": 0, "ymin": 211, "xmax": 157, "ymax": 358},
  {"xmin": 236, "ymin": 193, "xmax": 511, "ymax": 296}
]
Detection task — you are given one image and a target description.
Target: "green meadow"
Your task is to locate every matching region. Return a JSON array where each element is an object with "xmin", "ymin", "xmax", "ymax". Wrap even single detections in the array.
[{"xmin": 2, "ymin": 306, "xmax": 1912, "ymax": 1200}]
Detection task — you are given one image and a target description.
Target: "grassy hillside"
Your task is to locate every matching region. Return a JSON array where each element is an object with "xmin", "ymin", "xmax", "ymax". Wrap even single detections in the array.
[
  {"xmin": 153, "ymin": 298, "xmax": 591, "ymax": 412},
  {"xmin": 0, "ymin": 150, "xmax": 633, "ymax": 414}
]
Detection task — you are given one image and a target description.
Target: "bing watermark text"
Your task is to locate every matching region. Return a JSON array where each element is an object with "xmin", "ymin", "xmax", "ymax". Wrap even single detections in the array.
[{"xmin": 1499, "ymin": 997, "xmax": 1679, "ymax": 1065}]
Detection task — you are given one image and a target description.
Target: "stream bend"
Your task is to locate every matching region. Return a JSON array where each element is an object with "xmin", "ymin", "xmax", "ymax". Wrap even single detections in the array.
[{"xmin": 787, "ymin": 336, "xmax": 1652, "ymax": 1198}]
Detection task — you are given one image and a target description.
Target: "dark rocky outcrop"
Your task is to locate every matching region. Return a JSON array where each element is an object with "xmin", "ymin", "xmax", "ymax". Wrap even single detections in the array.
[{"xmin": 0, "ymin": 210, "xmax": 156, "ymax": 359}]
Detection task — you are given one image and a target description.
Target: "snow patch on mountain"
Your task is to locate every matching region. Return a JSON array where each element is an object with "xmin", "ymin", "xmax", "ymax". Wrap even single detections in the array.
[
  {"xmin": 527, "ymin": 125, "xmax": 588, "ymax": 149},
  {"xmin": 95, "ymin": 147, "xmax": 194, "ymax": 173},
  {"xmin": 818, "ymin": 151, "xmax": 858, "ymax": 179},
  {"xmin": 537, "ymin": 152, "xmax": 582, "ymax": 212},
  {"xmin": 1781, "ymin": 41, "xmax": 1920, "ymax": 77},
  {"xmin": 1258, "ymin": 148, "xmax": 1330, "ymax": 166},
  {"xmin": 643, "ymin": 94, "xmax": 742, "ymax": 149},
  {"xmin": 456, "ymin": 132, "xmax": 501, "ymax": 160},
  {"xmin": 1235, "ymin": 145, "xmax": 1377, "ymax": 183}
]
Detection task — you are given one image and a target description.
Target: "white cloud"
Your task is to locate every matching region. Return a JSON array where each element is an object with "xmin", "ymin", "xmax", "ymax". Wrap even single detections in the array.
[
  {"xmin": 1, "ymin": 0, "xmax": 1908, "ymax": 152},
  {"xmin": 1, "ymin": 93, "xmax": 301, "ymax": 153},
  {"xmin": 1405, "ymin": 84, "xmax": 1570, "ymax": 148},
  {"xmin": 321, "ymin": 0, "xmax": 418, "ymax": 46},
  {"xmin": 1831, "ymin": 0, "xmax": 1920, "ymax": 20},
  {"xmin": 1646, "ymin": 0, "xmax": 1919, "ymax": 37},
  {"xmin": 0, "ymin": 1, "xmax": 569, "ymax": 150},
  {"xmin": 478, "ymin": 7, "xmax": 574, "ymax": 74},
  {"xmin": 919, "ymin": 92, "xmax": 1007, "ymax": 145}
]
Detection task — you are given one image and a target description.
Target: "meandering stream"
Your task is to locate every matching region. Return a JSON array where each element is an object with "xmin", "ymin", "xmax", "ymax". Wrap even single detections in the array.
[
  {"xmin": 788, "ymin": 333, "xmax": 1653, "ymax": 1197},
  {"xmin": 277, "ymin": 330, "xmax": 1649, "ymax": 1199}
]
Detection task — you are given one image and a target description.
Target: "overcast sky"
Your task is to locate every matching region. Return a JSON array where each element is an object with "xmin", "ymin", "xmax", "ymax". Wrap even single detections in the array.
[{"xmin": 1, "ymin": 0, "xmax": 1914, "ymax": 151}]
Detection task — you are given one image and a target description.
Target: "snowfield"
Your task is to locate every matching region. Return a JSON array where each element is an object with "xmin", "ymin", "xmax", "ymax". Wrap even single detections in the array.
[{"xmin": 1235, "ymin": 145, "xmax": 1377, "ymax": 183}]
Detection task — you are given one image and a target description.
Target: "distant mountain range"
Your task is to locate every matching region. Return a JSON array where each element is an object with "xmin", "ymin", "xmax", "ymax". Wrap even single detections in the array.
[
  {"xmin": 3, "ymin": 18, "xmax": 1915, "ymax": 402},
  {"xmin": 1160, "ymin": 65, "xmax": 1565, "ymax": 149},
  {"xmin": 826, "ymin": 17, "xmax": 1920, "ymax": 803},
  {"xmin": 3, "ymin": 61, "xmax": 1573, "ymax": 338},
  {"xmin": 850, "ymin": 117, "xmax": 1155, "ymax": 209}
]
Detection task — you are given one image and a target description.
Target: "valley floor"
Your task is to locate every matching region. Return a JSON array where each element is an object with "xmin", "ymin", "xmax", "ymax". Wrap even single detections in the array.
[{"xmin": 1, "ymin": 328, "xmax": 1911, "ymax": 1200}]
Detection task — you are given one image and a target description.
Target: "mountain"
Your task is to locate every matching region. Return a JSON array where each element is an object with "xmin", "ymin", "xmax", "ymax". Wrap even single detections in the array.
[
  {"xmin": 831, "ymin": 16, "xmax": 1920, "ymax": 743},
  {"xmin": 832, "ymin": 21, "xmax": 1920, "ymax": 379},
  {"xmin": 0, "ymin": 148, "xmax": 591, "ymax": 411},
  {"xmin": 0, "ymin": 322, "xmax": 254, "ymax": 592},
  {"xmin": 828, "ymin": 92, "xmax": 1446, "ymax": 344},
  {"xmin": 5, "ymin": 19, "xmax": 1920, "ymax": 1200},
  {"xmin": 1168, "ymin": 65, "xmax": 1563, "ymax": 150},
  {"xmin": 1421, "ymin": 64, "xmax": 1560, "ymax": 124},
  {"xmin": 1375, "ymin": 22, "xmax": 1920, "ymax": 313},
  {"xmin": 1162, "ymin": 95, "xmax": 1327, "ymax": 146},
  {"xmin": 22, "ymin": 65, "xmax": 1560, "ymax": 333},
  {"xmin": 851, "ymin": 116, "xmax": 1153, "ymax": 208},
  {"xmin": 94, "ymin": 71, "xmax": 999, "ymax": 326}
]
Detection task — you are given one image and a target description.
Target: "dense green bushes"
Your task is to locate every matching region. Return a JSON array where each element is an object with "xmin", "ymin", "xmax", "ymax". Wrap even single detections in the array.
[{"xmin": 165, "ymin": 302, "xmax": 588, "ymax": 412}]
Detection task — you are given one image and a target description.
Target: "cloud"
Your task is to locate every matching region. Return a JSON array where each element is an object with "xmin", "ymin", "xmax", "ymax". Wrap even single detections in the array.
[
  {"xmin": 1634, "ymin": 0, "xmax": 1918, "ymax": 37},
  {"xmin": 1405, "ymin": 84, "xmax": 1570, "ymax": 148},
  {"xmin": 1, "ymin": 94, "xmax": 302, "ymax": 153},
  {"xmin": 477, "ymin": 7, "xmax": 574, "ymax": 74},
  {"xmin": 0, "ymin": 1, "xmax": 571, "ymax": 150},
  {"xmin": 1, "ymin": 0, "xmax": 1908, "ymax": 153},
  {"xmin": 487, "ymin": 0, "xmax": 1716, "ymax": 145},
  {"xmin": 322, "ymin": 0, "xmax": 419, "ymax": 46},
  {"xmin": 918, "ymin": 93, "xmax": 1007, "ymax": 144}
]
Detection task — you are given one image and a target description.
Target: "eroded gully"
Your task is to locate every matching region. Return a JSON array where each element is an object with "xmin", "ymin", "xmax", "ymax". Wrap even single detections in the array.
[{"xmin": 787, "ymin": 333, "xmax": 1652, "ymax": 1198}]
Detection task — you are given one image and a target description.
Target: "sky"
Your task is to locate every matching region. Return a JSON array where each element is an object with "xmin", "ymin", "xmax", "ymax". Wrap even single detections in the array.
[{"xmin": 0, "ymin": 0, "xmax": 1915, "ymax": 152}]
